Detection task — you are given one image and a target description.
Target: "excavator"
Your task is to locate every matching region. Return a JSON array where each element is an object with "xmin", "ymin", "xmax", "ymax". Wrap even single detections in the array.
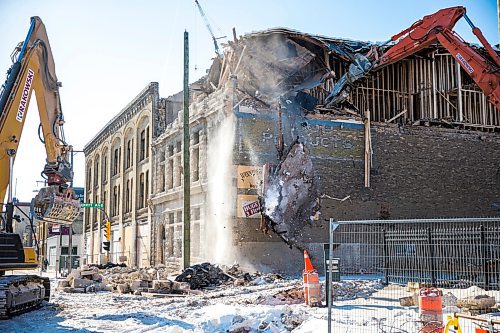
[
  {"xmin": 260, "ymin": 6, "xmax": 499, "ymax": 249},
  {"xmin": 0, "ymin": 17, "xmax": 81, "ymax": 317},
  {"xmin": 325, "ymin": 6, "xmax": 499, "ymax": 110}
]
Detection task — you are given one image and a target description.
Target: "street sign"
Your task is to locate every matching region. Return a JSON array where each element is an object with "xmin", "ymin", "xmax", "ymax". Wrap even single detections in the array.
[{"xmin": 81, "ymin": 202, "xmax": 104, "ymax": 209}]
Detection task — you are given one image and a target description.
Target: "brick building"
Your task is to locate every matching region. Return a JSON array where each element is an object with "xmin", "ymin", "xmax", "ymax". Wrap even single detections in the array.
[
  {"xmin": 84, "ymin": 28, "xmax": 499, "ymax": 273},
  {"xmin": 150, "ymin": 28, "xmax": 499, "ymax": 273},
  {"xmin": 83, "ymin": 83, "xmax": 158, "ymax": 267}
]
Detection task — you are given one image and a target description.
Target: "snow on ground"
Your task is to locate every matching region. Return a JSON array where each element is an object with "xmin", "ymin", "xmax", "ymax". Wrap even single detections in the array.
[{"xmin": 1, "ymin": 271, "xmax": 499, "ymax": 332}]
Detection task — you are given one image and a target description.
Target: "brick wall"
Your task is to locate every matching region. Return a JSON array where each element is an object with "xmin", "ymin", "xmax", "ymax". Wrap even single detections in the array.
[{"xmin": 233, "ymin": 119, "xmax": 500, "ymax": 274}]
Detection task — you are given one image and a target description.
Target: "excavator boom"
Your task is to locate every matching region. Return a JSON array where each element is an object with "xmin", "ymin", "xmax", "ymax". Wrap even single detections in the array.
[
  {"xmin": 0, "ymin": 17, "xmax": 80, "ymax": 226},
  {"xmin": 0, "ymin": 16, "xmax": 80, "ymax": 318},
  {"xmin": 326, "ymin": 6, "xmax": 499, "ymax": 110}
]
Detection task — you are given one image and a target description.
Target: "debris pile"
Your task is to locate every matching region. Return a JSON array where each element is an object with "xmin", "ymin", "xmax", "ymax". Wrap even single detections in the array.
[
  {"xmin": 175, "ymin": 263, "xmax": 230, "ymax": 289},
  {"xmin": 457, "ymin": 294, "xmax": 497, "ymax": 314},
  {"xmin": 58, "ymin": 264, "xmax": 186, "ymax": 295},
  {"xmin": 58, "ymin": 262, "xmax": 285, "ymax": 295},
  {"xmin": 256, "ymin": 287, "xmax": 304, "ymax": 305},
  {"xmin": 329, "ymin": 279, "xmax": 384, "ymax": 301},
  {"xmin": 175, "ymin": 263, "xmax": 284, "ymax": 290}
]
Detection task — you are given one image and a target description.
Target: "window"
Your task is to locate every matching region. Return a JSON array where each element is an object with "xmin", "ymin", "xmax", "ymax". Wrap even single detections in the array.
[
  {"xmin": 160, "ymin": 165, "xmax": 165, "ymax": 192},
  {"xmin": 93, "ymin": 160, "xmax": 99, "ymax": 186},
  {"xmin": 61, "ymin": 246, "xmax": 78, "ymax": 255},
  {"xmin": 146, "ymin": 127, "xmax": 150, "ymax": 158},
  {"xmin": 167, "ymin": 225, "xmax": 174, "ymax": 257},
  {"xmin": 125, "ymin": 180, "xmax": 130, "ymax": 213},
  {"xmin": 177, "ymin": 210, "xmax": 182, "ymax": 224},
  {"xmin": 138, "ymin": 173, "xmax": 145, "ymax": 209},
  {"xmin": 145, "ymin": 171, "xmax": 149, "ymax": 203},
  {"xmin": 117, "ymin": 185, "xmax": 120, "ymax": 215},
  {"xmin": 192, "ymin": 147, "xmax": 199, "ymax": 182},
  {"xmin": 140, "ymin": 130, "xmax": 146, "ymax": 161},
  {"xmin": 103, "ymin": 156, "xmax": 108, "ymax": 181},
  {"xmin": 103, "ymin": 191, "xmax": 107, "ymax": 213},
  {"xmin": 176, "ymin": 141, "xmax": 181, "ymax": 153},
  {"xmin": 168, "ymin": 145, "xmax": 174, "ymax": 157},
  {"xmin": 113, "ymin": 186, "xmax": 118, "ymax": 216},
  {"xmin": 86, "ymin": 167, "xmax": 92, "ymax": 189},
  {"xmin": 175, "ymin": 156, "xmax": 181, "ymax": 187},
  {"xmin": 113, "ymin": 148, "xmax": 120, "ymax": 175},
  {"xmin": 193, "ymin": 131, "xmax": 200, "ymax": 144},
  {"xmin": 193, "ymin": 207, "xmax": 201, "ymax": 220},
  {"xmin": 168, "ymin": 213, "xmax": 175, "ymax": 224},
  {"xmin": 168, "ymin": 159, "xmax": 174, "ymax": 189},
  {"xmin": 126, "ymin": 139, "xmax": 132, "ymax": 169}
]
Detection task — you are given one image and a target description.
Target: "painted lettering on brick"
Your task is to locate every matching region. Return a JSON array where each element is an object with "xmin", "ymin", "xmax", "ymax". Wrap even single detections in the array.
[{"xmin": 16, "ymin": 68, "xmax": 34, "ymax": 122}]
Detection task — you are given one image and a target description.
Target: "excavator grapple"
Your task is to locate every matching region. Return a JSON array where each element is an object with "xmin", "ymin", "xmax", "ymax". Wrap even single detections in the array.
[{"xmin": 33, "ymin": 186, "xmax": 81, "ymax": 224}]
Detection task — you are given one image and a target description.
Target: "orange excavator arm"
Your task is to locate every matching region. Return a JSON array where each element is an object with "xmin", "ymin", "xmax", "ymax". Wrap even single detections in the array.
[{"xmin": 326, "ymin": 6, "xmax": 500, "ymax": 110}]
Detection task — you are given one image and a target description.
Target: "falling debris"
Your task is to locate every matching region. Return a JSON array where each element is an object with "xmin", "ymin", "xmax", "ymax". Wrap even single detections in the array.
[{"xmin": 260, "ymin": 140, "xmax": 320, "ymax": 250}]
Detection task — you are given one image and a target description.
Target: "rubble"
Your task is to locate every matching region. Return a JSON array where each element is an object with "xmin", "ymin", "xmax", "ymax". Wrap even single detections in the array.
[
  {"xmin": 256, "ymin": 287, "xmax": 304, "ymax": 305},
  {"xmin": 329, "ymin": 279, "xmax": 384, "ymax": 301},
  {"xmin": 58, "ymin": 262, "xmax": 284, "ymax": 296},
  {"xmin": 457, "ymin": 294, "xmax": 496, "ymax": 310},
  {"xmin": 175, "ymin": 263, "xmax": 231, "ymax": 289},
  {"xmin": 57, "ymin": 264, "xmax": 183, "ymax": 295}
]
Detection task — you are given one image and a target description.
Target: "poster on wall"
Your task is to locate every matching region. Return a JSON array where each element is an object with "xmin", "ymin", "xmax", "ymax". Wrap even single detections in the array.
[
  {"xmin": 237, "ymin": 195, "xmax": 261, "ymax": 218},
  {"xmin": 237, "ymin": 165, "xmax": 263, "ymax": 189}
]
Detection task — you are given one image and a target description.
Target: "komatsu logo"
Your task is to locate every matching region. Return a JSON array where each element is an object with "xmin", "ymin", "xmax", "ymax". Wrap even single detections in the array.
[
  {"xmin": 456, "ymin": 53, "xmax": 474, "ymax": 74},
  {"xmin": 16, "ymin": 68, "xmax": 34, "ymax": 122}
]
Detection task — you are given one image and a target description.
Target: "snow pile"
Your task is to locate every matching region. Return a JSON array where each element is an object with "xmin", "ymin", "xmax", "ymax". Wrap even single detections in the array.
[{"xmin": 330, "ymin": 279, "xmax": 384, "ymax": 301}]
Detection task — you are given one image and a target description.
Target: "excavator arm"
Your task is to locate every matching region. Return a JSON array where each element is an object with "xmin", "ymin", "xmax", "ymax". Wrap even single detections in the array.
[
  {"xmin": 0, "ymin": 17, "xmax": 80, "ymax": 228},
  {"xmin": 326, "ymin": 6, "xmax": 500, "ymax": 110}
]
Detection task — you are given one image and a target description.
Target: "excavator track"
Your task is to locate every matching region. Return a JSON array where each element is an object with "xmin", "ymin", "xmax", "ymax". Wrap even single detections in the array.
[{"xmin": 0, "ymin": 275, "xmax": 50, "ymax": 319}]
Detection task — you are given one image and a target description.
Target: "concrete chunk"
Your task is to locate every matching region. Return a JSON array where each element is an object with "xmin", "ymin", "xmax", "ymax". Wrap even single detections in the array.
[
  {"xmin": 71, "ymin": 278, "xmax": 94, "ymax": 288},
  {"xmin": 130, "ymin": 280, "xmax": 149, "ymax": 291},
  {"xmin": 117, "ymin": 283, "xmax": 130, "ymax": 294},
  {"xmin": 57, "ymin": 280, "xmax": 70, "ymax": 289},
  {"xmin": 172, "ymin": 281, "xmax": 190, "ymax": 291}
]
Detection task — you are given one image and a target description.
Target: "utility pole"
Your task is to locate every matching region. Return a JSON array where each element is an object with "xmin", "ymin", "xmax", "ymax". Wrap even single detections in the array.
[{"xmin": 183, "ymin": 30, "xmax": 191, "ymax": 269}]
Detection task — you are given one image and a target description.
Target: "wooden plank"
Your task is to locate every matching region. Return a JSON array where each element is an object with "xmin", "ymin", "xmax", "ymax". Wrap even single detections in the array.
[{"xmin": 385, "ymin": 109, "xmax": 407, "ymax": 123}]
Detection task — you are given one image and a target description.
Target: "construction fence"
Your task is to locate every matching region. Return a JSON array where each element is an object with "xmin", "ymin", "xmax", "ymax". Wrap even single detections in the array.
[{"xmin": 325, "ymin": 217, "xmax": 500, "ymax": 332}]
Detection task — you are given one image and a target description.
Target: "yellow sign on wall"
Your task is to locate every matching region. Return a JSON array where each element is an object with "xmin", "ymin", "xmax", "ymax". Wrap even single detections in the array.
[
  {"xmin": 237, "ymin": 195, "xmax": 261, "ymax": 218},
  {"xmin": 237, "ymin": 165, "xmax": 263, "ymax": 189}
]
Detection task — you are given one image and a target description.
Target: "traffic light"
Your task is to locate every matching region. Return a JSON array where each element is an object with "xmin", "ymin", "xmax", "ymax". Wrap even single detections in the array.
[
  {"xmin": 103, "ymin": 241, "xmax": 110, "ymax": 252},
  {"xmin": 104, "ymin": 220, "xmax": 111, "ymax": 241}
]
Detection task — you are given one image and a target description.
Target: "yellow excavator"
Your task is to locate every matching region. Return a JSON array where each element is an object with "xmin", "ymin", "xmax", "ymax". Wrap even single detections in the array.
[{"xmin": 0, "ymin": 16, "xmax": 80, "ymax": 318}]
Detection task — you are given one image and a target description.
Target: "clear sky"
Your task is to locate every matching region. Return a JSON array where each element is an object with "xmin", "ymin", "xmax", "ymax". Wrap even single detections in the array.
[{"xmin": 0, "ymin": 0, "xmax": 497, "ymax": 202}]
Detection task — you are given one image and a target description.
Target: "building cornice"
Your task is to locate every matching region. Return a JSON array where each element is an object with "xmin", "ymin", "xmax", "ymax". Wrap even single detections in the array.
[{"xmin": 84, "ymin": 82, "xmax": 159, "ymax": 155}]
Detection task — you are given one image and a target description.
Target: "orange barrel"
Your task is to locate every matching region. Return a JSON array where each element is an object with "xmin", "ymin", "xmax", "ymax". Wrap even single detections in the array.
[
  {"xmin": 303, "ymin": 271, "xmax": 320, "ymax": 306},
  {"xmin": 419, "ymin": 288, "xmax": 443, "ymax": 333}
]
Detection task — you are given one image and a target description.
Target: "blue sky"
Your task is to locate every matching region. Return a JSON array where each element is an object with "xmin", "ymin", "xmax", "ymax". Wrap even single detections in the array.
[{"xmin": 0, "ymin": 0, "xmax": 497, "ymax": 201}]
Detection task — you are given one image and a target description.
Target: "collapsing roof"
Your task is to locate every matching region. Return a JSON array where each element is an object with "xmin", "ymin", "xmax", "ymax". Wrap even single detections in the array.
[{"xmin": 202, "ymin": 27, "xmax": 373, "ymax": 115}]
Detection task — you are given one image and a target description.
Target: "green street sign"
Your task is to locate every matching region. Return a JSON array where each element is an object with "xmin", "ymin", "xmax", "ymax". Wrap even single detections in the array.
[{"xmin": 81, "ymin": 203, "xmax": 104, "ymax": 209}]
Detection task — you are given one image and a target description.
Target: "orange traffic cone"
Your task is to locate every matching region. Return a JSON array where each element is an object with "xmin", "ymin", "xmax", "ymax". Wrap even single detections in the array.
[
  {"xmin": 303, "ymin": 250, "xmax": 320, "ymax": 306},
  {"xmin": 304, "ymin": 250, "xmax": 315, "ymax": 272}
]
